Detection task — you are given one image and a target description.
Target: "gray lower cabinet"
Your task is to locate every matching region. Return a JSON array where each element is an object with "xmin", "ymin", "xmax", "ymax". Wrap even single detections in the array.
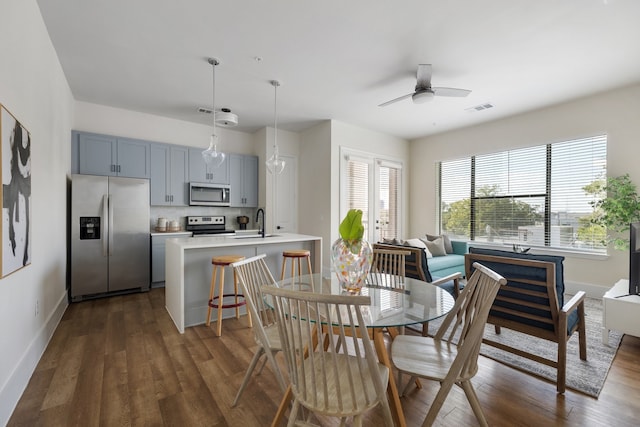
[
  {"xmin": 151, "ymin": 232, "xmax": 192, "ymax": 283},
  {"xmin": 229, "ymin": 154, "xmax": 258, "ymax": 207},
  {"xmin": 74, "ymin": 131, "xmax": 150, "ymax": 178},
  {"xmin": 150, "ymin": 144, "xmax": 189, "ymax": 206},
  {"xmin": 188, "ymin": 148, "xmax": 230, "ymax": 184}
]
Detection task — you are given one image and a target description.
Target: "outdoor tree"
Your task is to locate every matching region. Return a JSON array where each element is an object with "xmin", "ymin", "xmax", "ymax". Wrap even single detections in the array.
[{"xmin": 442, "ymin": 184, "xmax": 543, "ymax": 238}]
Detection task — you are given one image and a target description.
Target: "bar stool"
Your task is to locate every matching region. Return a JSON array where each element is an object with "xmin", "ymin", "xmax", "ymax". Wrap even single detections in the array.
[
  {"xmin": 280, "ymin": 249, "xmax": 313, "ymax": 286},
  {"xmin": 206, "ymin": 255, "xmax": 252, "ymax": 337}
]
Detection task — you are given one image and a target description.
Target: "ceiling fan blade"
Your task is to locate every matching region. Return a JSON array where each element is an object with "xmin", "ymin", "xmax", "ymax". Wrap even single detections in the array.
[
  {"xmin": 378, "ymin": 92, "xmax": 414, "ymax": 107},
  {"xmin": 416, "ymin": 64, "xmax": 432, "ymax": 89},
  {"xmin": 433, "ymin": 87, "xmax": 471, "ymax": 97}
]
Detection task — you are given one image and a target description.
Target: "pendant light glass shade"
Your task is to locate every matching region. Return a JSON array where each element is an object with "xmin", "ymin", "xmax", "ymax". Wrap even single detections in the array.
[
  {"xmin": 202, "ymin": 58, "xmax": 226, "ymax": 167},
  {"xmin": 266, "ymin": 80, "xmax": 285, "ymax": 174}
]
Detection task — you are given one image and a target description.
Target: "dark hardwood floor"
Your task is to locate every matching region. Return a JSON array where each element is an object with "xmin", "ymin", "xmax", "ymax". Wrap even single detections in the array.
[{"xmin": 7, "ymin": 288, "xmax": 640, "ymax": 426}]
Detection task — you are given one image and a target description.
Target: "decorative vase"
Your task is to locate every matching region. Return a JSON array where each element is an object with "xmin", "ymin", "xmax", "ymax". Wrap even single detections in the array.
[{"xmin": 331, "ymin": 238, "xmax": 373, "ymax": 293}]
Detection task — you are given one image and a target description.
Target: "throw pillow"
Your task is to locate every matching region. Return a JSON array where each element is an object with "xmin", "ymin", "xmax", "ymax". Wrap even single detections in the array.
[
  {"xmin": 426, "ymin": 233, "xmax": 453, "ymax": 254},
  {"xmin": 424, "ymin": 237, "xmax": 447, "ymax": 257},
  {"xmin": 382, "ymin": 237, "xmax": 401, "ymax": 245},
  {"xmin": 405, "ymin": 238, "xmax": 433, "ymax": 258}
]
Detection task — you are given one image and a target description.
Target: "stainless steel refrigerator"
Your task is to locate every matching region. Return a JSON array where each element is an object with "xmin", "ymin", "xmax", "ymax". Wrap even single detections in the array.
[{"xmin": 70, "ymin": 174, "xmax": 150, "ymax": 301}]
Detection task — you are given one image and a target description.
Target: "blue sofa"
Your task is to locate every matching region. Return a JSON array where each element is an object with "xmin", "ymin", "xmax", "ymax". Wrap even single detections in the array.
[{"xmin": 373, "ymin": 239, "xmax": 468, "ymax": 292}]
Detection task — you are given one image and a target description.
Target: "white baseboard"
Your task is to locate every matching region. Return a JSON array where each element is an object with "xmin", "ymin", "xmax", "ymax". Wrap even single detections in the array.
[{"xmin": 0, "ymin": 291, "xmax": 68, "ymax": 426}]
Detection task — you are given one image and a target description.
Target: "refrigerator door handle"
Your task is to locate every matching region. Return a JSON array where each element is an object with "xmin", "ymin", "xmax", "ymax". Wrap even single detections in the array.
[
  {"xmin": 108, "ymin": 193, "xmax": 114, "ymax": 256},
  {"xmin": 102, "ymin": 194, "xmax": 109, "ymax": 257}
]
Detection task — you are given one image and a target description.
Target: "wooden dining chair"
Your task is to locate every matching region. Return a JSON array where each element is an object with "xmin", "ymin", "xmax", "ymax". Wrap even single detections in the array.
[
  {"xmin": 391, "ymin": 262, "xmax": 507, "ymax": 427},
  {"xmin": 262, "ymin": 285, "xmax": 393, "ymax": 427},
  {"xmin": 369, "ymin": 248, "xmax": 411, "ymax": 289},
  {"xmin": 230, "ymin": 254, "xmax": 287, "ymax": 407}
]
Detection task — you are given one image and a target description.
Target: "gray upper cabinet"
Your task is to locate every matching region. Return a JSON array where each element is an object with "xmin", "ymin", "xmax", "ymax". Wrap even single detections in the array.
[
  {"xmin": 188, "ymin": 148, "xmax": 230, "ymax": 184},
  {"xmin": 150, "ymin": 144, "xmax": 189, "ymax": 206},
  {"xmin": 229, "ymin": 154, "xmax": 258, "ymax": 207},
  {"xmin": 75, "ymin": 131, "xmax": 150, "ymax": 178}
]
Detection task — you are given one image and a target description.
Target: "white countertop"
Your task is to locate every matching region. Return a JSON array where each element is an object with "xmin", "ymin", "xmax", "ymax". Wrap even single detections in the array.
[
  {"xmin": 150, "ymin": 230, "xmax": 192, "ymax": 237},
  {"xmin": 167, "ymin": 233, "xmax": 321, "ymax": 250}
]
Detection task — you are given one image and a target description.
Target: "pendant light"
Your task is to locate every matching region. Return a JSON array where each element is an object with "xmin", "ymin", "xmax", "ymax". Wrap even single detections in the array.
[
  {"xmin": 265, "ymin": 80, "xmax": 286, "ymax": 174},
  {"xmin": 202, "ymin": 58, "xmax": 226, "ymax": 167}
]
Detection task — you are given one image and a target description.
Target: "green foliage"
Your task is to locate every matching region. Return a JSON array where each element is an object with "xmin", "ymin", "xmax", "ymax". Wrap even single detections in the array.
[
  {"xmin": 588, "ymin": 174, "xmax": 640, "ymax": 250},
  {"xmin": 339, "ymin": 209, "xmax": 364, "ymax": 241},
  {"xmin": 441, "ymin": 185, "xmax": 543, "ymax": 237}
]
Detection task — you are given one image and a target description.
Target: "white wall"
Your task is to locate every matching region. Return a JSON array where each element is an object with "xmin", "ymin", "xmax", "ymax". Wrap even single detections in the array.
[
  {"xmin": 0, "ymin": 0, "xmax": 74, "ymax": 423},
  {"xmin": 298, "ymin": 120, "xmax": 410, "ymax": 271},
  {"xmin": 410, "ymin": 83, "xmax": 640, "ymax": 295}
]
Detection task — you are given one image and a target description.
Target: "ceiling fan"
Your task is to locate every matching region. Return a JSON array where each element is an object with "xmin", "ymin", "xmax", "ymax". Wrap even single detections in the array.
[{"xmin": 379, "ymin": 64, "xmax": 471, "ymax": 107}]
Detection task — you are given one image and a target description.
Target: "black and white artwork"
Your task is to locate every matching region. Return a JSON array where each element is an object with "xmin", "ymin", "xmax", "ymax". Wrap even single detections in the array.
[{"xmin": 1, "ymin": 104, "xmax": 31, "ymax": 277}]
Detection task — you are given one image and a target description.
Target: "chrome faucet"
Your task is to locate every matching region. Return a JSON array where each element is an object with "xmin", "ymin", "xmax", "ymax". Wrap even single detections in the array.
[{"xmin": 256, "ymin": 208, "xmax": 265, "ymax": 238}]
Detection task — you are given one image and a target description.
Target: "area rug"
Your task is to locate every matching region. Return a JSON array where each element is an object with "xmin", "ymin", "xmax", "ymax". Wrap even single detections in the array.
[{"xmin": 427, "ymin": 296, "xmax": 623, "ymax": 397}]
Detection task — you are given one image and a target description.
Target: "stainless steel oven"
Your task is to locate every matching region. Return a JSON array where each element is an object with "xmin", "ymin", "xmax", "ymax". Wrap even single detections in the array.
[{"xmin": 189, "ymin": 182, "xmax": 230, "ymax": 206}]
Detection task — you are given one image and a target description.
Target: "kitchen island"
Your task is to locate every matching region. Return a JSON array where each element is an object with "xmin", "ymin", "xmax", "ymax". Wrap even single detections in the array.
[{"xmin": 165, "ymin": 233, "xmax": 322, "ymax": 333}]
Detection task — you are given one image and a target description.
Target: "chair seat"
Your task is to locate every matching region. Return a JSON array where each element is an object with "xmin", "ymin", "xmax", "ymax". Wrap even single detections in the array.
[{"xmin": 392, "ymin": 335, "xmax": 457, "ymax": 381}]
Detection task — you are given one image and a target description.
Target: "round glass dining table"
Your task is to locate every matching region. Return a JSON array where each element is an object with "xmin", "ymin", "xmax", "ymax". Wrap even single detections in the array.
[{"xmin": 271, "ymin": 271, "xmax": 456, "ymax": 427}]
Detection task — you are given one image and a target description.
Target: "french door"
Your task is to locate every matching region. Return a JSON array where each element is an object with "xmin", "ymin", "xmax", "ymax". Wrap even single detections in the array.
[{"xmin": 340, "ymin": 149, "xmax": 402, "ymax": 242}]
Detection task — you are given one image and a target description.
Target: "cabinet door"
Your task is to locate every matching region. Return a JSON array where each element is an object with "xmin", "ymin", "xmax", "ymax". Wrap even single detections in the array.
[
  {"xmin": 188, "ymin": 148, "xmax": 208, "ymax": 182},
  {"xmin": 242, "ymin": 155, "xmax": 258, "ymax": 207},
  {"xmin": 170, "ymin": 146, "xmax": 189, "ymax": 206},
  {"xmin": 189, "ymin": 148, "xmax": 230, "ymax": 184},
  {"xmin": 78, "ymin": 133, "xmax": 117, "ymax": 176},
  {"xmin": 229, "ymin": 154, "xmax": 244, "ymax": 207},
  {"xmin": 117, "ymin": 138, "xmax": 150, "ymax": 178},
  {"xmin": 150, "ymin": 145, "xmax": 170, "ymax": 206}
]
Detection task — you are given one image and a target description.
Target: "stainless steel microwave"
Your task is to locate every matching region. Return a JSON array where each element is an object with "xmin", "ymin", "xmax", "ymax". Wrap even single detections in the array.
[{"xmin": 189, "ymin": 182, "xmax": 230, "ymax": 206}]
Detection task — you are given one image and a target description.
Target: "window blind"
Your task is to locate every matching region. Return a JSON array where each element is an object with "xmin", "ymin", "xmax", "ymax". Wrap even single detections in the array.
[{"xmin": 439, "ymin": 135, "xmax": 607, "ymax": 253}]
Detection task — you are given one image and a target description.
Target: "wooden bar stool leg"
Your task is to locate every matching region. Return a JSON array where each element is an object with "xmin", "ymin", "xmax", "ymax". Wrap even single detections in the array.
[
  {"xmin": 233, "ymin": 269, "xmax": 240, "ymax": 319},
  {"xmin": 280, "ymin": 257, "xmax": 287, "ymax": 281},
  {"xmin": 216, "ymin": 266, "xmax": 225, "ymax": 337},
  {"xmin": 206, "ymin": 265, "xmax": 218, "ymax": 326},
  {"xmin": 306, "ymin": 255, "xmax": 314, "ymax": 287}
]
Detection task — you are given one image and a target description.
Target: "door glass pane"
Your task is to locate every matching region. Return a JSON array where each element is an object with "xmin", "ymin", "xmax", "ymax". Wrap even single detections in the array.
[
  {"xmin": 377, "ymin": 164, "xmax": 400, "ymax": 241},
  {"xmin": 346, "ymin": 158, "xmax": 370, "ymax": 238}
]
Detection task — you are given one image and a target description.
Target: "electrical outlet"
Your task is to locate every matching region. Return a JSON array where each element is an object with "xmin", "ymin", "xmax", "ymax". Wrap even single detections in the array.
[{"xmin": 35, "ymin": 300, "xmax": 39, "ymax": 317}]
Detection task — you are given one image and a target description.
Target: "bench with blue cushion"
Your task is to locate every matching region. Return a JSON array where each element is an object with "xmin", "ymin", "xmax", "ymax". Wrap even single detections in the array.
[{"xmin": 465, "ymin": 247, "xmax": 587, "ymax": 393}]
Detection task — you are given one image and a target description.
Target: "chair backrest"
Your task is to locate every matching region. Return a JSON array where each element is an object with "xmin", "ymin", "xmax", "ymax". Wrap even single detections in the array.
[
  {"xmin": 433, "ymin": 262, "xmax": 507, "ymax": 381},
  {"xmin": 261, "ymin": 285, "xmax": 391, "ymax": 419},
  {"xmin": 231, "ymin": 254, "xmax": 279, "ymax": 342},
  {"xmin": 370, "ymin": 248, "xmax": 411, "ymax": 288}
]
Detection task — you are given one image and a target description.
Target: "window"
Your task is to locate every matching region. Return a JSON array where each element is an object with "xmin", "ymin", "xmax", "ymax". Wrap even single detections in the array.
[{"xmin": 439, "ymin": 135, "xmax": 607, "ymax": 253}]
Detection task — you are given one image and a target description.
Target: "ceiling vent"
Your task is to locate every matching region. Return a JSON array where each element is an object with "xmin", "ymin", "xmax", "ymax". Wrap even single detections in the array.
[{"xmin": 465, "ymin": 103, "xmax": 494, "ymax": 112}]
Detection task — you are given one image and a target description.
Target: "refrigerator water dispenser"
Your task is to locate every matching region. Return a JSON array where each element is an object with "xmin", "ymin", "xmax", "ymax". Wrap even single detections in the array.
[{"xmin": 79, "ymin": 217, "xmax": 100, "ymax": 240}]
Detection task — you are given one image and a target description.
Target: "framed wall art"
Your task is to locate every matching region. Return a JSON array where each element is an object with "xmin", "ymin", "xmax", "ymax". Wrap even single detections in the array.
[{"xmin": 0, "ymin": 104, "xmax": 31, "ymax": 277}]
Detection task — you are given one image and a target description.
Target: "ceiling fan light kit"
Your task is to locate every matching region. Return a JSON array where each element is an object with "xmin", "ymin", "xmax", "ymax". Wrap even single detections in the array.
[
  {"xmin": 202, "ymin": 57, "xmax": 226, "ymax": 167},
  {"xmin": 379, "ymin": 64, "xmax": 471, "ymax": 107}
]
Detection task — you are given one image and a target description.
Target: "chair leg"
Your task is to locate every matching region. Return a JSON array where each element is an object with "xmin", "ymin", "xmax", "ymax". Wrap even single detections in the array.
[
  {"xmin": 460, "ymin": 380, "xmax": 489, "ymax": 427},
  {"xmin": 287, "ymin": 399, "xmax": 301, "ymax": 427},
  {"xmin": 558, "ymin": 338, "xmax": 567, "ymax": 393},
  {"xmin": 578, "ymin": 303, "xmax": 587, "ymax": 360},
  {"xmin": 280, "ymin": 257, "xmax": 287, "ymax": 281},
  {"xmin": 232, "ymin": 346, "xmax": 266, "ymax": 407},
  {"xmin": 423, "ymin": 378, "xmax": 456, "ymax": 427}
]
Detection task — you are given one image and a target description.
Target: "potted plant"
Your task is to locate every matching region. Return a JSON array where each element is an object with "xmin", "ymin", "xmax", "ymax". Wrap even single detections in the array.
[{"xmin": 589, "ymin": 174, "xmax": 640, "ymax": 250}]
